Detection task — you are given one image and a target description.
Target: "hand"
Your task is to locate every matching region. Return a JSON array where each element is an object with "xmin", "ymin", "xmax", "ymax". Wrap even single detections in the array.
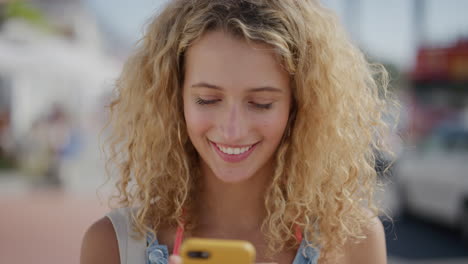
[{"xmin": 168, "ymin": 255, "xmax": 182, "ymax": 264}]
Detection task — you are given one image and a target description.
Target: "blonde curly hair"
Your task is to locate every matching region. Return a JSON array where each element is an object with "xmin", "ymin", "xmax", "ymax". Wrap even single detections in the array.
[{"xmin": 106, "ymin": 0, "xmax": 396, "ymax": 261}]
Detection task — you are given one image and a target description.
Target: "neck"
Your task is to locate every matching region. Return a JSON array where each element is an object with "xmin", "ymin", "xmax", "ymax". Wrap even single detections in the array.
[{"xmin": 194, "ymin": 161, "xmax": 273, "ymax": 237}]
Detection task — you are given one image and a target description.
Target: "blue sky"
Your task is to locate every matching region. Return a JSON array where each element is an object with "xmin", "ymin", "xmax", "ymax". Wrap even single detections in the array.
[{"xmin": 84, "ymin": 0, "xmax": 468, "ymax": 69}]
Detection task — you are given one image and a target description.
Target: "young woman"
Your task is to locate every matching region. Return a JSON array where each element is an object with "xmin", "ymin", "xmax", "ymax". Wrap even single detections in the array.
[{"xmin": 81, "ymin": 0, "xmax": 394, "ymax": 263}]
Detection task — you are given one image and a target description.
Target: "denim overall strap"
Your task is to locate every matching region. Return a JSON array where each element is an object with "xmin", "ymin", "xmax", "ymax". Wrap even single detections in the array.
[
  {"xmin": 146, "ymin": 233, "xmax": 169, "ymax": 264},
  {"xmin": 292, "ymin": 238, "xmax": 320, "ymax": 264}
]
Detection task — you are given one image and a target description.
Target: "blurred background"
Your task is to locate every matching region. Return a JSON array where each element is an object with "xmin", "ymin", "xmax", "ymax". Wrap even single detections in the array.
[{"xmin": 0, "ymin": 0, "xmax": 467, "ymax": 263}]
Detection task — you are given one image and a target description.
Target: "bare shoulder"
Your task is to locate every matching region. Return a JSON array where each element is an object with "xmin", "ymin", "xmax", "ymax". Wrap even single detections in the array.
[
  {"xmin": 80, "ymin": 217, "xmax": 120, "ymax": 264},
  {"xmin": 342, "ymin": 214, "xmax": 387, "ymax": 264}
]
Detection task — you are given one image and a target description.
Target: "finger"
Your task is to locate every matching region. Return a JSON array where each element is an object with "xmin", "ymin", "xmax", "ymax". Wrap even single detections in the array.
[{"xmin": 168, "ymin": 255, "xmax": 182, "ymax": 264}]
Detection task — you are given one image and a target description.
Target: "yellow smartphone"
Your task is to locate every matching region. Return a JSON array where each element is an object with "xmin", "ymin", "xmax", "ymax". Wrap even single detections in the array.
[{"xmin": 180, "ymin": 238, "xmax": 256, "ymax": 264}]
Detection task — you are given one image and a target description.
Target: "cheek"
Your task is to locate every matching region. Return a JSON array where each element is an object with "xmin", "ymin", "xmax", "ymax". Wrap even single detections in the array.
[
  {"xmin": 264, "ymin": 120, "xmax": 287, "ymax": 142},
  {"xmin": 184, "ymin": 103, "xmax": 213, "ymax": 138},
  {"xmin": 253, "ymin": 108, "xmax": 289, "ymax": 141}
]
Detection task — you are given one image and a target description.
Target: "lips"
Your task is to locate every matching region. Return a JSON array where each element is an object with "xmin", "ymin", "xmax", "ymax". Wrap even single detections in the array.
[
  {"xmin": 209, "ymin": 141, "xmax": 258, "ymax": 163},
  {"xmin": 214, "ymin": 143, "xmax": 254, "ymax": 155}
]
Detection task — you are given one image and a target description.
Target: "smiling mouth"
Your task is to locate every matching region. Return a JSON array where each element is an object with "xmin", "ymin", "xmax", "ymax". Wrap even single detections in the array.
[
  {"xmin": 212, "ymin": 142, "xmax": 255, "ymax": 155},
  {"xmin": 208, "ymin": 140, "xmax": 259, "ymax": 162},
  {"xmin": 208, "ymin": 140, "xmax": 260, "ymax": 156}
]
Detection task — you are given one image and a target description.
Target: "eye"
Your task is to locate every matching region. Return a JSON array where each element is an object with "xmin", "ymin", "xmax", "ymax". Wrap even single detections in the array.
[
  {"xmin": 250, "ymin": 102, "xmax": 273, "ymax": 110},
  {"xmin": 196, "ymin": 97, "xmax": 220, "ymax": 105}
]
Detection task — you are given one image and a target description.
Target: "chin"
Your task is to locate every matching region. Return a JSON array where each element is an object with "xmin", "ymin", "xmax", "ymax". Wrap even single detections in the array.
[{"xmin": 211, "ymin": 168, "xmax": 255, "ymax": 184}]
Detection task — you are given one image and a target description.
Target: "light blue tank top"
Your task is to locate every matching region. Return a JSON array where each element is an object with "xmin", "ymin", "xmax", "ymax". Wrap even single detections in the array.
[{"xmin": 145, "ymin": 233, "xmax": 320, "ymax": 264}]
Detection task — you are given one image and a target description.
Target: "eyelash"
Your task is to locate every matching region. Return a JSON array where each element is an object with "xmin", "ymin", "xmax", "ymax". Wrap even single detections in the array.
[
  {"xmin": 195, "ymin": 98, "xmax": 272, "ymax": 110},
  {"xmin": 254, "ymin": 103, "xmax": 273, "ymax": 109},
  {"xmin": 196, "ymin": 98, "xmax": 219, "ymax": 105}
]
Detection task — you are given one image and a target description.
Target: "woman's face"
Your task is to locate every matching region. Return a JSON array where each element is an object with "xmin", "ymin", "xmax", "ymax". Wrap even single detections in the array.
[{"xmin": 183, "ymin": 30, "xmax": 291, "ymax": 183}]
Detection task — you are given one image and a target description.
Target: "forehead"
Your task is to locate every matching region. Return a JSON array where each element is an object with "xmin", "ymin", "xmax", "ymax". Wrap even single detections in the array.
[{"xmin": 183, "ymin": 30, "xmax": 290, "ymax": 91}]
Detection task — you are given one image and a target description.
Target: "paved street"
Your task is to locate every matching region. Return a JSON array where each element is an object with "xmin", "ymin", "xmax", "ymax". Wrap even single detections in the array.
[{"xmin": 0, "ymin": 189, "xmax": 109, "ymax": 264}]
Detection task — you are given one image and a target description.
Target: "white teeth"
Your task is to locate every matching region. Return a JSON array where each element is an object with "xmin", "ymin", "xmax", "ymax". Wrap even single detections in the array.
[{"xmin": 216, "ymin": 144, "xmax": 252, "ymax": 155}]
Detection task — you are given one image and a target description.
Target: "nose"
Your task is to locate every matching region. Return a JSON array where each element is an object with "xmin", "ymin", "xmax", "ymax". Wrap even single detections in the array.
[{"xmin": 219, "ymin": 103, "xmax": 249, "ymax": 143}]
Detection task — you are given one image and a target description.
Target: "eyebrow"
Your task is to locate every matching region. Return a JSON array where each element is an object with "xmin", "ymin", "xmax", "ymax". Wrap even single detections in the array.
[{"xmin": 191, "ymin": 82, "xmax": 283, "ymax": 93}]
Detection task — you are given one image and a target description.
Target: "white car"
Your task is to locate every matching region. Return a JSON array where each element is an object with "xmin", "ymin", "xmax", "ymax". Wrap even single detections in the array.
[{"xmin": 395, "ymin": 125, "xmax": 468, "ymax": 240}]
